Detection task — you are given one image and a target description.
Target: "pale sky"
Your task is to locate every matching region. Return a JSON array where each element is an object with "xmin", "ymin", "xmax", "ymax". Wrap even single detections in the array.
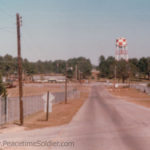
[{"xmin": 0, "ymin": 0, "xmax": 150, "ymax": 65}]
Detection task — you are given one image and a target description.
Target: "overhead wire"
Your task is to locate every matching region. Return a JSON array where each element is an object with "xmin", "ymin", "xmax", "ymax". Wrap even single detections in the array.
[
  {"xmin": 0, "ymin": 1, "xmax": 16, "ymax": 56},
  {"xmin": 0, "ymin": 0, "xmax": 15, "ymax": 28},
  {"xmin": 0, "ymin": 0, "xmax": 16, "ymax": 34},
  {"xmin": 22, "ymin": 28, "xmax": 44, "ymax": 56},
  {"xmin": 0, "ymin": 0, "xmax": 14, "ymax": 18}
]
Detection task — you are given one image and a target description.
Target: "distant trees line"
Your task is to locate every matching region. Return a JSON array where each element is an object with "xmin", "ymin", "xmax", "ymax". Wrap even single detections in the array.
[
  {"xmin": 98, "ymin": 55, "xmax": 150, "ymax": 82},
  {"xmin": 1, "ymin": 54, "xmax": 150, "ymax": 82},
  {"xmin": 0, "ymin": 54, "xmax": 92, "ymax": 79}
]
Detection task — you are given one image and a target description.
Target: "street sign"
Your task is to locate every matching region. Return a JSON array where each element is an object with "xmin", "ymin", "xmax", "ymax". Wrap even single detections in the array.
[{"xmin": 42, "ymin": 93, "xmax": 55, "ymax": 112}]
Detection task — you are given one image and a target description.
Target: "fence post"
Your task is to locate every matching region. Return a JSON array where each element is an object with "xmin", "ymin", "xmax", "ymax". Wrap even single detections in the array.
[
  {"xmin": 46, "ymin": 91, "xmax": 49, "ymax": 121},
  {"xmin": 4, "ymin": 96, "xmax": 7, "ymax": 123},
  {"xmin": 0, "ymin": 98, "xmax": 1, "ymax": 126}
]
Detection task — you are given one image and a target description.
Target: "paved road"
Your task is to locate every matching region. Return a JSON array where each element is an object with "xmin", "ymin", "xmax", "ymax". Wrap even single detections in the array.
[{"xmin": 1, "ymin": 85, "xmax": 150, "ymax": 150}]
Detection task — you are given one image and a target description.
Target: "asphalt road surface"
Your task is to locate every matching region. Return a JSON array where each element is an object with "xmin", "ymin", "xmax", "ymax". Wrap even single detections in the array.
[{"xmin": 1, "ymin": 85, "xmax": 150, "ymax": 150}]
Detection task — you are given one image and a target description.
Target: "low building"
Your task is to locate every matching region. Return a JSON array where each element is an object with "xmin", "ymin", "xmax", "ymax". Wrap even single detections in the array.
[{"xmin": 32, "ymin": 74, "xmax": 65, "ymax": 83}]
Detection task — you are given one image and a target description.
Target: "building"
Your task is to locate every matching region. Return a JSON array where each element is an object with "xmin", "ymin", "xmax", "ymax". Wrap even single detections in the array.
[{"xmin": 32, "ymin": 74, "xmax": 66, "ymax": 83}]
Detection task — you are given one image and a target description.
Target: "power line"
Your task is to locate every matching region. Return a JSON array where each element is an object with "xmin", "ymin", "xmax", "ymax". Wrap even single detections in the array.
[
  {"xmin": 0, "ymin": 26, "xmax": 14, "ymax": 30},
  {"xmin": 0, "ymin": 0, "xmax": 14, "ymax": 18},
  {"xmin": 22, "ymin": 30, "xmax": 44, "ymax": 55},
  {"xmin": 0, "ymin": 26, "xmax": 15, "ymax": 34},
  {"xmin": 0, "ymin": 0, "xmax": 16, "ymax": 33},
  {"xmin": 0, "ymin": 8, "xmax": 14, "ymax": 20},
  {"xmin": 0, "ymin": 29, "xmax": 15, "ymax": 34}
]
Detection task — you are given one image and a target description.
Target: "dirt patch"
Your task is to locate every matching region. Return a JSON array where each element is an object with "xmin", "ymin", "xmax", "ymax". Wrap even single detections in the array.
[
  {"xmin": 108, "ymin": 86, "xmax": 150, "ymax": 108},
  {"xmin": 23, "ymin": 85, "xmax": 90, "ymax": 130},
  {"xmin": 7, "ymin": 83, "xmax": 79, "ymax": 97}
]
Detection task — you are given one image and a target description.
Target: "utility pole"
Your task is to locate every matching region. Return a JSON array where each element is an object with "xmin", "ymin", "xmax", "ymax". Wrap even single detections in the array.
[
  {"xmin": 79, "ymin": 70, "xmax": 82, "ymax": 84},
  {"xmin": 128, "ymin": 63, "xmax": 131, "ymax": 87},
  {"xmin": 114, "ymin": 65, "xmax": 117, "ymax": 88},
  {"xmin": 57, "ymin": 63, "xmax": 59, "ymax": 74},
  {"xmin": 46, "ymin": 91, "xmax": 49, "ymax": 121},
  {"xmin": 16, "ymin": 13, "xmax": 23, "ymax": 125},
  {"xmin": 75, "ymin": 64, "xmax": 78, "ymax": 80},
  {"xmin": 78, "ymin": 70, "xmax": 81, "ymax": 83},
  {"xmin": 65, "ymin": 63, "xmax": 68, "ymax": 104}
]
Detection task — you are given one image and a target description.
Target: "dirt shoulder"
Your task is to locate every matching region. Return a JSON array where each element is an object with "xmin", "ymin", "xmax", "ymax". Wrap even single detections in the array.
[
  {"xmin": 23, "ymin": 85, "xmax": 90, "ymax": 130},
  {"xmin": 107, "ymin": 86, "xmax": 150, "ymax": 108}
]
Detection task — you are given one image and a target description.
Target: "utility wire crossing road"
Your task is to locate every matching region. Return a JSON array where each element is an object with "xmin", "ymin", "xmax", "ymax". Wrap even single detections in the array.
[{"xmin": 1, "ymin": 85, "xmax": 150, "ymax": 150}]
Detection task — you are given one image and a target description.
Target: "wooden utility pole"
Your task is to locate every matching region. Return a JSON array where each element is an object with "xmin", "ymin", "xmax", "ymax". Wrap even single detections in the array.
[
  {"xmin": 16, "ymin": 13, "xmax": 23, "ymax": 125},
  {"xmin": 114, "ymin": 65, "xmax": 117, "ymax": 88},
  {"xmin": 46, "ymin": 91, "xmax": 49, "ymax": 121},
  {"xmin": 75, "ymin": 64, "xmax": 78, "ymax": 80},
  {"xmin": 65, "ymin": 63, "xmax": 68, "ymax": 104},
  {"xmin": 79, "ymin": 70, "xmax": 81, "ymax": 83}
]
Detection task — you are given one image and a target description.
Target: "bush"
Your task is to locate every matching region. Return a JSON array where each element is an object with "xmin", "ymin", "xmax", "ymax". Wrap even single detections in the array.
[{"xmin": 0, "ymin": 74, "xmax": 7, "ymax": 97}]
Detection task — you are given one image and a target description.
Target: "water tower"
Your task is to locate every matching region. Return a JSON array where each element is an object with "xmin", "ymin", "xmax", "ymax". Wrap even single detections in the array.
[{"xmin": 115, "ymin": 38, "xmax": 128, "ymax": 61}]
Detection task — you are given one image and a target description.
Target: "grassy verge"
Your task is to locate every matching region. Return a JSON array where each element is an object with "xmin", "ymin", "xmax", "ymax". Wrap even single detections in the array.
[
  {"xmin": 24, "ymin": 85, "xmax": 90, "ymax": 130},
  {"xmin": 108, "ymin": 87, "xmax": 150, "ymax": 108}
]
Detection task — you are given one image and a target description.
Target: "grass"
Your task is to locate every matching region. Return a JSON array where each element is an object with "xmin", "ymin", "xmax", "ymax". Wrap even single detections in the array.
[
  {"xmin": 147, "ymin": 83, "xmax": 150, "ymax": 87},
  {"xmin": 129, "ymin": 100, "xmax": 150, "ymax": 108},
  {"xmin": 108, "ymin": 87, "xmax": 150, "ymax": 108},
  {"xmin": 23, "ymin": 86, "xmax": 90, "ymax": 130}
]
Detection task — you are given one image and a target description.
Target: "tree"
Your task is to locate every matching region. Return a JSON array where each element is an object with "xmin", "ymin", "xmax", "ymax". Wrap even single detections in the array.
[
  {"xmin": 77, "ymin": 57, "xmax": 92, "ymax": 78},
  {"xmin": 116, "ymin": 59, "xmax": 129, "ymax": 83},
  {"xmin": 106, "ymin": 56, "xmax": 116, "ymax": 79},
  {"xmin": 147, "ymin": 57, "xmax": 150, "ymax": 80},
  {"xmin": 0, "ymin": 74, "xmax": 7, "ymax": 97},
  {"xmin": 23, "ymin": 59, "xmax": 37, "ymax": 75},
  {"xmin": 129, "ymin": 58, "xmax": 139, "ymax": 67},
  {"xmin": 0, "ymin": 54, "xmax": 93, "ymax": 78},
  {"xmin": 98, "ymin": 55, "xmax": 107, "ymax": 77},
  {"xmin": 66, "ymin": 67, "xmax": 74, "ymax": 79},
  {"xmin": 98, "ymin": 55, "xmax": 116, "ymax": 79},
  {"xmin": 138, "ymin": 57, "xmax": 148, "ymax": 78},
  {"xmin": 52, "ymin": 60, "xmax": 66, "ymax": 74},
  {"xmin": 67, "ymin": 57, "xmax": 92, "ymax": 79},
  {"xmin": 128, "ymin": 58, "xmax": 139, "ymax": 79}
]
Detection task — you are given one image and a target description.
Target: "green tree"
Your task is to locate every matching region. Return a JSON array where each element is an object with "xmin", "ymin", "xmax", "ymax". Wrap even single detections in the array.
[
  {"xmin": 67, "ymin": 57, "xmax": 92, "ymax": 79},
  {"xmin": 77, "ymin": 57, "xmax": 92, "ymax": 78},
  {"xmin": 106, "ymin": 56, "xmax": 116, "ymax": 79},
  {"xmin": 98, "ymin": 55, "xmax": 107, "ymax": 77},
  {"xmin": 116, "ymin": 59, "xmax": 129, "ymax": 83},
  {"xmin": 128, "ymin": 58, "xmax": 139, "ymax": 79},
  {"xmin": 52, "ymin": 60, "xmax": 66, "ymax": 74},
  {"xmin": 147, "ymin": 57, "xmax": 150, "ymax": 80},
  {"xmin": 138, "ymin": 57, "xmax": 148, "ymax": 78},
  {"xmin": 0, "ymin": 74, "xmax": 7, "ymax": 97},
  {"xmin": 98, "ymin": 55, "xmax": 116, "ymax": 78}
]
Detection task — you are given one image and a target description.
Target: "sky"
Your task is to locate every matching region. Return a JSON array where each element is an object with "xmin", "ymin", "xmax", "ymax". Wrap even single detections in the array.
[{"xmin": 0, "ymin": 0, "xmax": 150, "ymax": 65}]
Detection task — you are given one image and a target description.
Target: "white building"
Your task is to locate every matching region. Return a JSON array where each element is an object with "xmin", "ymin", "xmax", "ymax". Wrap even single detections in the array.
[{"xmin": 32, "ymin": 75, "xmax": 65, "ymax": 83}]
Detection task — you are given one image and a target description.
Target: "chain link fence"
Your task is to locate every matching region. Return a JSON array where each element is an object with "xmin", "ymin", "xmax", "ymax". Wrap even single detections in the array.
[
  {"xmin": 52, "ymin": 88, "xmax": 80, "ymax": 104},
  {"xmin": 130, "ymin": 84, "xmax": 150, "ymax": 95},
  {"xmin": 0, "ymin": 97, "xmax": 7, "ymax": 125},
  {"xmin": 0, "ymin": 88, "xmax": 80, "ymax": 125}
]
